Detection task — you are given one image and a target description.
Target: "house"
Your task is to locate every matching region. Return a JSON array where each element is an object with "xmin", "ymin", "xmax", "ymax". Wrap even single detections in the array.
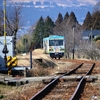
[{"xmin": 82, "ymin": 30, "xmax": 100, "ymax": 40}]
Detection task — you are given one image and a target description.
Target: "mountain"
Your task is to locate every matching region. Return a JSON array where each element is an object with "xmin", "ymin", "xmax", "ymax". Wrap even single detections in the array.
[
  {"xmin": 5, "ymin": 1, "xmax": 97, "ymax": 26},
  {"xmin": 0, "ymin": 0, "xmax": 99, "ymax": 34}
]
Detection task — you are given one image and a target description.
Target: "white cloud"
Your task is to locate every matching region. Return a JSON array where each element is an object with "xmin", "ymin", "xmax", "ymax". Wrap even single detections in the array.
[
  {"xmin": 34, "ymin": 5, "xmax": 49, "ymax": 9},
  {"xmin": 7, "ymin": 0, "xmax": 99, "ymax": 7},
  {"xmin": 8, "ymin": 0, "xmax": 32, "ymax": 3},
  {"xmin": 77, "ymin": 0, "xmax": 98, "ymax": 5},
  {"xmin": 56, "ymin": 3, "xmax": 70, "ymax": 7},
  {"xmin": 8, "ymin": 0, "xmax": 52, "ymax": 3}
]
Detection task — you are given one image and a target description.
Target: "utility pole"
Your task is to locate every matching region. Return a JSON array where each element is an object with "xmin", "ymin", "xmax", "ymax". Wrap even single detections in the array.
[
  {"xmin": 90, "ymin": 28, "xmax": 92, "ymax": 48},
  {"xmin": 72, "ymin": 26, "xmax": 75, "ymax": 59},
  {"xmin": 40, "ymin": 32, "xmax": 42, "ymax": 49},
  {"xmin": 24, "ymin": 37, "xmax": 26, "ymax": 53},
  {"xmin": 2, "ymin": 0, "xmax": 9, "ymax": 73}
]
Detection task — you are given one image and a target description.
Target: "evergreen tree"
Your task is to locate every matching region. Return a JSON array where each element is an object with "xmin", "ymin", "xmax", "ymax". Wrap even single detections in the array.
[
  {"xmin": 63, "ymin": 12, "xmax": 69, "ymax": 23},
  {"xmin": 92, "ymin": 11, "xmax": 100, "ymax": 29},
  {"xmin": 82, "ymin": 11, "xmax": 92, "ymax": 30},
  {"xmin": 55, "ymin": 13, "xmax": 63, "ymax": 25},
  {"xmin": 67, "ymin": 12, "xmax": 78, "ymax": 25},
  {"xmin": 33, "ymin": 16, "xmax": 44, "ymax": 48},
  {"xmin": 44, "ymin": 16, "xmax": 55, "ymax": 38}
]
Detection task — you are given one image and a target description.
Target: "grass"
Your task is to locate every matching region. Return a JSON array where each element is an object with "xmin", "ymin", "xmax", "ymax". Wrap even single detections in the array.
[
  {"xmin": 0, "ymin": 84, "xmax": 12, "ymax": 95},
  {"xmin": 0, "ymin": 84, "xmax": 22, "ymax": 99},
  {"xmin": 0, "ymin": 84, "xmax": 12, "ymax": 99}
]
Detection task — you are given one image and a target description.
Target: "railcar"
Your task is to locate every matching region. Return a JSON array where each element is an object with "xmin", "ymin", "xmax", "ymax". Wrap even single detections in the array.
[{"xmin": 43, "ymin": 35, "xmax": 65, "ymax": 59}]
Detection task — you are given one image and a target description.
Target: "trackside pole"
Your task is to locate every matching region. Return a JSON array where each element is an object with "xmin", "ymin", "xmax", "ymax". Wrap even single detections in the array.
[
  {"xmin": 2, "ymin": 0, "xmax": 9, "ymax": 74},
  {"xmin": 30, "ymin": 51, "xmax": 32, "ymax": 69}
]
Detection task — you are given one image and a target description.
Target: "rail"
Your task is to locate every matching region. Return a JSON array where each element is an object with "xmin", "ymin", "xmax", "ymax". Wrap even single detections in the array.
[
  {"xmin": 70, "ymin": 63, "xmax": 95, "ymax": 100},
  {"xmin": 30, "ymin": 63, "xmax": 83, "ymax": 100}
]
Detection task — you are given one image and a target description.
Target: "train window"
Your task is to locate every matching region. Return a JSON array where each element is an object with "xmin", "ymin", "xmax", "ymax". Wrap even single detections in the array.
[
  {"xmin": 59, "ymin": 40, "xmax": 63, "ymax": 45},
  {"xmin": 49, "ymin": 40, "xmax": 63, "ymax": 46}
]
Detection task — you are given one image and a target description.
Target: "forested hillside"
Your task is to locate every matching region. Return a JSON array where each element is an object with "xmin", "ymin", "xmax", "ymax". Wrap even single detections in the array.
[{"xmin": 32, "ymin": 10, "xmax": 100, "ymax": 48}]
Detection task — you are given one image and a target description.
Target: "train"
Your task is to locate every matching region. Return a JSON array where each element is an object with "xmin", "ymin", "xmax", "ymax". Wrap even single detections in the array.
[{"xmin": 43, "ymin": 35, "xmax": 65, "ymax": 59}]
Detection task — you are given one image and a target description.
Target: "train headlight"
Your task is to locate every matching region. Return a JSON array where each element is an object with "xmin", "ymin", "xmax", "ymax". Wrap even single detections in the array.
[
  {"xmin": 60, "ymin": 48, "xmax": 64, "ymax": 51},
  {"xmin": 49, "ymin": 49, "xmax": 53, "ymax": 51}
]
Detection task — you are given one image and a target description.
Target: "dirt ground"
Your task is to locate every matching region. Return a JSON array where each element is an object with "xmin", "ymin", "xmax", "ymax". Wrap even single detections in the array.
[
  {"xmin": 17, "ymin": 49, "xmax": 56, "ymax": 67},
  {"xmin": 0, "ymin": 49, "xmax": 100, "ymax": 100}
]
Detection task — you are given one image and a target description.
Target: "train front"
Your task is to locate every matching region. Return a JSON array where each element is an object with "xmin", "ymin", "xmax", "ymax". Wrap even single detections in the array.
[{"xmin": 49, "ymin": 35, "xmax": 65, "ymax": 59}]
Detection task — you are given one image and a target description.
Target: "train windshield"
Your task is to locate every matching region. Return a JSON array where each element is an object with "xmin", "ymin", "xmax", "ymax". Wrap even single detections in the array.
[{"xmin": 49, "ymin": 40, "xmax": 63, "ymax": 46}]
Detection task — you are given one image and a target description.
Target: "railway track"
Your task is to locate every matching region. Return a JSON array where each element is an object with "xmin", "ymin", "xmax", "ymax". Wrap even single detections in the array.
[{"xmin": 30, "ymin": 62, "xmax": 95, "ymax": 100}]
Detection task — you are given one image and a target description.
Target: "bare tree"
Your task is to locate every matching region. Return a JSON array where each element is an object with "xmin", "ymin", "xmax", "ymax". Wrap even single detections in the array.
[
  {"xmin": 0, "ymin": 4, "xmax": 22, "ymax": 37},
  {"xmin": 6, "ymin": 6, "xmax": 22, "ymax": 37},
  {"xmin": 53, "ymin": 21, "xmax": 82, "ymax": 59},
  {"xmin": 0, "ymin": 9, "xmax": 4, "ymax": 36}
]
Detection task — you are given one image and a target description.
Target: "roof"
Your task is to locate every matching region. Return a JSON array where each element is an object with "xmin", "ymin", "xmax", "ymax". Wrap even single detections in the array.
[
  {"xmin": 43, "ymin": 35, "xmax": 64, "ymax": 40},
  {"xmin": 82, "ymin": 30, "xmax": 100, "ymax": 37}
]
